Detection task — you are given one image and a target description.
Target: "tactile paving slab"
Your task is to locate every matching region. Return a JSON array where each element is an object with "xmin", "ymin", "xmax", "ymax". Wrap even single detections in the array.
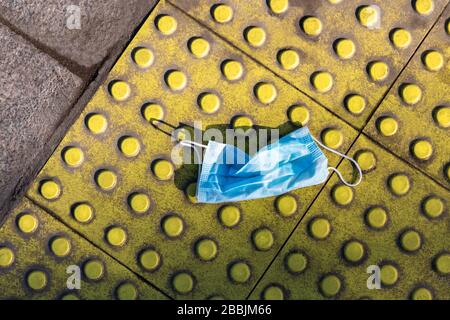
[
  {"xmin": 250, "ymin": 135, "xmax": 449, "ymax": 300},
  {"xmin": 26, "ymin": 0, "xmax": 357, "ymax": 299},
  {"xmin": 172, "ymin": 0, "xmax": 448, "ymax": 128},
  {"xmin": 0, "ymin": 198, "xmax": 167, "ymax": 300},
  {"xmin": 365, "ymin": 6, "xmax": 450, "ymax": 187}
]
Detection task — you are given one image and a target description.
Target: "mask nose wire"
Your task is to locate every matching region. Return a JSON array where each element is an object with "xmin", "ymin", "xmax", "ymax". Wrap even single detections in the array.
[{"xmin": 312, "ymin": 136, "xmax": 363, "ymax": 187}]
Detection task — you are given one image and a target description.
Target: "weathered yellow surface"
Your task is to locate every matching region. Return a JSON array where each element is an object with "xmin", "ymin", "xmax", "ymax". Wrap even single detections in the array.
[
  {"xmin": 250, "ymin": 135, "xmax": 449, "ymax": 300},
  {"xmin": 1, "ymin": 0, "xmax": 448, "ymax": 300},
  {"xmin": 25, "ymin": 0, "xmax": 356, "ymax": 299},
  {"xmin": 0, "ymin": 198, "xmax": 167, "ymax": 300},
  {"xmin": 365, "ymin": 7, "xmax": 450, "ymax": 187},
  {"xmin": 172, "ymin": 0, "xmax": 448, "ymax": 128}
]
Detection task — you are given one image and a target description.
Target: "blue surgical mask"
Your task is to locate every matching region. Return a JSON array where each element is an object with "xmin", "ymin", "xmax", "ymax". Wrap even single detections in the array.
[{"xmin": 181, "ymin": 127, "xmax": 362, "ymax": 204}]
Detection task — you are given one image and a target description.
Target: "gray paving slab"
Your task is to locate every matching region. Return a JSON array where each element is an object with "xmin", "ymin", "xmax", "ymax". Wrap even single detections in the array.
[
  {"xmin": 0, "ymin": 23, "xmax": 83, "ymax": 222},
  {"xmin": 0, "ymin": 0, "xmax": 157, "ymax": 70}
]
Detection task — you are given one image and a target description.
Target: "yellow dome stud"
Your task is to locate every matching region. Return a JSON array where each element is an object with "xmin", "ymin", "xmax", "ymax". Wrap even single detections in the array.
[
  {"xmin": 155, "ymin": 14, "xmax": 178, "ymax": 35},
  {"xmin": 244, "ymin": 26, "xmax": 267, "ymax": 47},
  {"xmin": 211, "ymin": 4, "xmax": 234, "ymax": 24}
]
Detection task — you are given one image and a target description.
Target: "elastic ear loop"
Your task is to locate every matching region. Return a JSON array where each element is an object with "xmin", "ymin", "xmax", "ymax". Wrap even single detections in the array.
[
  {"xmin": 179, "ymin": 140, "xmax": 208, "ymax": 177},
  {"xmin": 312, "ymin": 137, "xmax": 362, "ymax": 187}
]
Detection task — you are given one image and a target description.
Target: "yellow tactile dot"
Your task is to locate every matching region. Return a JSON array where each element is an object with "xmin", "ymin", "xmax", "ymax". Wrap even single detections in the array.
[
  {"xmin": 321, "ymin": 128, "xmax": 343, "ymax": 149},
  {"xmin": 165, "ymin": 70, "xmax": 187, "ymax": 91},
  {"xmin": 85, "ymin": 113, "xmax": 108, "ymax": 134},
  {"xmin": 244, "ymin": 26, "xmax": 267, "ymax": 47},
  {"xmin": 185, "ymin": 183, "xmax": 198, "ymax": 204},
  {"xmin": 368, "ymin": 61, "xmax": 389, "ymax": 82},
  {"xmin": 422, "ymin": 50, "xmax": 444, "ymax": 71},
  {"xmin": 151, "ymin": 159, "xmax": 174, "ymax": 181},
  {"xmin": 399, "ymin": 83, "xmax": 422, "ymax": 105},
  {"xmin": 334, "ymin": 38, "xmax": 356, "ymax": 60},
  {"xmin": 275, "ymin": 194, "xmax": 298, "ymax": 217},
  {"xmin": 332, "ymin": 185, "xmax": 354, "ymax": 206},
  {"xmin": 221, "ymin": 60, "xmax": 244, "ymax": 81},
  {"xmin": 188, "ymin": 37, "xmax": 211, "ymax": 58},
  {"xmin": 309, "ymin": 217, "xmax": 331, "ymax": 240},
  {"xmin": 232, "ymin": 115, "xmax": 253, "ymax": 129},
  {"xmin": 142, "ymin": 103, "xmax": 164, "ymax": 123},
  {"xmin": 319, "ymin": 275, "xmax": 342, "ymax": 297},
  {"xmin": 262, "ymin": 285, "xmax": 284, "ymax": 300},
  {"xmin": 60, "ymin": 293, "xmax": 80, "ymax": 300},
  {"xmin": 411, "ymin": 288, "xmax": 433, "ymax": 300},
  {"xmin": 399, "ymin": 230, "xmax": 422, "ymax": 252},
  {"xmin": 252, "ymin": 228, "xmax": 274, "ymax": 251},
  {"xmin": 433, "ymin": 106, "xmax": 450, "ymax": 128},
  {"xmin": 17, "ymin": 213, "xmax": 39, "ymax": 234},
  {"xmin": 434, "ymin": 253, "xmax": 450, "ymax": 274},
  {"xmin": 288, "ymin": 105, "xmax": 310, "ymax": 127},
  {"xmin": 412, "ymin": 0, "xmax": 434, "ymax": 15},
  {"xmin": 377, "ymin": 116, "xmax": 399, "ymax": 137},
  {"xmin": 390, "ymin": 28, "xmax": 412, "ymax": 49},
  {"xmin": 301, "ymin": 16, "xmax": 323, "ymax": 36},
  {"xmin": 343, "ymin": 241, "xmax": 365, "ymax": 263},
  {"xmin": 365, "ymin": 207, "xmax": 388, "ymax": 229},
  {"xmin": 39, "ymin": 180, "xmax": 61, "ymax": 200},
  {"xmin": 139, "ymin": 249, "xmax": 161, "ymax": 271},
  {"xmin": 72, "ymin": 203, "xmax": 94, "ymax": 223},
  {"xmin": 172, "ymin": 272, "xmax": 194, "ymax": 294},
  {"xmin": 380, "ymin": 264, "xmax": 399, "ymax": 286},
  {"xmin": 155, "ymin": 14, "xmax": 177, "ymax": 35},
  {"xmin": 422, "ymin": 196, "xmax": 445, "ymax": 219},
  {"xmin": 128, "ymin": 193, "xmax": 151, "ymax": 214},
  {"xmin": 95, "ymin": 170, "xmax": 117, "ymax": 191},
  {"xmin": 229, "ymin": 261, "xmax": 251, "ymax": 283},
  {"xmin": 357, "ymin": 5, "xmax": 380, "ymax": 28},
  {"xmin": 118, "ymin": 136, "xmax": 141, "ymax": 158},
  {"xmin": 285, "ymin": 251, "xmax": 308, "ymax": 274},
  {"xmin": 62, "ymin": 147, "xmax": 84, "ymax": 167},
  {"xmin": 198, "ymin": 92, "xmax": 221, "ymax": 114},
  {"xmin": 195, "ymin": 239, "xmax": 218, "ymax": 261},
  {"xmin": 0, "ymin": 247, "xmax": 14, "ymax": 268},
  {"xmin": 267, "ymin": 0, "xmax": 289, "ymax": 14},
  {"xmin": 26, "ymin": 270, "xmax": 48, "ymax": 291},
  {"xmin": 132, "ymin": 47, "xmax": 154, "ymax": 68},
  {"xmin": 355, "ymin": 150, "xmax": 377, "ymax": 172},
  {"xmin": 311, "ymin": 71, "xmax": 333, "ymax": 93},
  {"xmin": 83, "ymin": 259, "xmax": 105, "ymax": 281},
  {"xmin": 219, "ymin": 205, "xmax": 241, "ymax": 228},
  {"xmin": 328, "ymin": 0, "xmax": 343, "ymax": 3},
  {"xmin": 344, "ymin": 94, "xmax": 366, "ymax": 115},
  {"xmin": 388, "ymin": 174, "xmax": 411, "ymax": 196},
  {"xmin": 162, "ymin": 215, "xmax": 184, "ymax": 238},
  {"xmin": 109, "ymin": 80, "xmax": 131, "ymax": 102},
  {"xmin": 411, "ymin": 139, "xmax": 433, "ymax": 160},
  {"xmin": 116, "ymin": 283, "xmax": 138, "ymax": 300},
  {"xmin": 277, "ymin": 49, "xmax": 300, "ymax": 70},
  {"xmin": 106, "ymin": 226, "xmax": 127, "ymax": 247},
  {"xmin": 50, "ymin": 236, "xmax": 72, "ymax": 257},
  {"xmin": 211, "ymin": 3, "xmax": 234, "ymax": 24},
  {"xmin": 254, "ymin": 82, "xmax": 277, "ymax": 104}
]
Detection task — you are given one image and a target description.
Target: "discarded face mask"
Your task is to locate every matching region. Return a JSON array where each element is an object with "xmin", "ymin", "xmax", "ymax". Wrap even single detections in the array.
[{"xmin": 180, "ymin": 126, "xmax": 362, "ymax": 203}]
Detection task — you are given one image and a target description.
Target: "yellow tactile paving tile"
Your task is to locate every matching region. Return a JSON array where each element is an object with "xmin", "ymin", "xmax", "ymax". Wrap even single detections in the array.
[
  {"xmin": 0, "ymin": 198, "xmax": 167, "ymax": 300},
  {"xmin": 250, "ymin": 135, "xmax": 449, "ymax": 300},
  {"xmin": 171, "ymin": 0, "xmax": 448, "ymax": 128},
  {"xmin": 365, "ymin": 6, "xmax": 450, "ymax": 187},
  {"xmin": 26, "ymin": 0, "xmax": 357, "ymax": 299}
]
